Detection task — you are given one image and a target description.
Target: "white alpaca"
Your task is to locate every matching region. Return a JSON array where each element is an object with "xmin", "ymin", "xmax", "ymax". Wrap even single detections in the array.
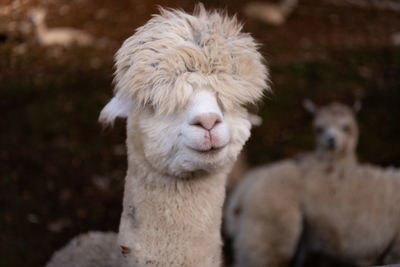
[
  {"xmin": 29, "ymin": 8, "xmax": 94, "ymax": 47},
  {"xmin": 226, "ymin": 101, "xmax": 400, "ymax": 267},
  {"xmin": 46, "ymin": 4, "xmax": 269, "ymax": 267},
  {"xmin": 244, "ymin": 0, "xmax": 298, "ymax": 25}
]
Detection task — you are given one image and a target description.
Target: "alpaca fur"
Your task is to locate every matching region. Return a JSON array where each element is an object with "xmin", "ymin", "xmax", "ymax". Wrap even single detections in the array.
[
  {"xmin": 47, "ymin": 4, "xmax": 269, "ymax": 267},
  {"xmin": 108, "ymin": 5, "xmax": 267, "ymax": 118},
  {"xmin": 47, "ymin": 232, "xmax": 121, "ymax": 267},
  {"xmin": 225, "ymin": 101, "xmax": 400, "ymax": 267}
]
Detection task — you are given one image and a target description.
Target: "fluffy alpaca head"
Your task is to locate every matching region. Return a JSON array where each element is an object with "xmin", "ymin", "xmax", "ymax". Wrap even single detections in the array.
[
  {"xmin": 100, "ymin": 5, "xmax": 270, "ymax": 177},
  {"xmin": 304, "ymin": 100, "xmax": 359, "ymax": 157},
  {"xmin": 29, "ymin": 8, "xmax": 46, "ymax": 24}
]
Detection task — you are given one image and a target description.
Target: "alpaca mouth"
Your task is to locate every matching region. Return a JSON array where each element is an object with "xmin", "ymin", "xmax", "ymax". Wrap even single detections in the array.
[
  {"xmin": 200, "ymin": 146, "xmax": 223, "ymax": 153},
  {"xmin": 187, "ymin": 145, "xmax": 224, "ymax": 155}
]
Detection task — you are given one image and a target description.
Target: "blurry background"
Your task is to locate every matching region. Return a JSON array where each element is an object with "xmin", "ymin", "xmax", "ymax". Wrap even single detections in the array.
[{"xmin": 1, "ymin": 0, "xmax": 399, "ymax": 266}]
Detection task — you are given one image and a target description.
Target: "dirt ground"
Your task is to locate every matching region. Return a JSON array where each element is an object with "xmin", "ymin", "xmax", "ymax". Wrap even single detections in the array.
[{"xmin": 1, "ymin": 0, "xmax": 400, "ymax": 266}]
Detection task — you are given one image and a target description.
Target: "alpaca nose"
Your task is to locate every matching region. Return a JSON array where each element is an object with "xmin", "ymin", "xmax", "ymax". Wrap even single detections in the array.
[
  {"xmin": 327, "ymin": 136, "xmax": 336, "ymax": 149},
  {"xmin": 190, "ymin": 112, "xmax": 221, "ymax": 130}
]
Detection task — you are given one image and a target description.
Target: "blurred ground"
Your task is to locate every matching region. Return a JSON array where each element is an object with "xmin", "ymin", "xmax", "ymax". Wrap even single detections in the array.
[{"xmin": 1, "ymin": 0, "xmax": 400, "ymax": 266}]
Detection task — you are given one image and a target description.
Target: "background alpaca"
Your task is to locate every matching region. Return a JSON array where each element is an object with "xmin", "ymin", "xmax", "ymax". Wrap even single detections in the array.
[
  {"xmin": 46, "ymin": 4, "xmax": 269, "ymax": 267},
  {"xmin": 244, "ymin": 0, "xmax": 298, "ymax": 26},
  {"xmin": 29, "ymin": 8, "xmax": 94, "ymax": 47},
  {"xmin": 225, "ymin": 101, "xmax": 400, "ymax": 267}
]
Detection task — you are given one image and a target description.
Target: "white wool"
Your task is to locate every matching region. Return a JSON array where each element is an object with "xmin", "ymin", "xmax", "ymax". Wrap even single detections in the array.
[{"xmin": 110, "ymin": 4, "xmax": 269, "ymax": 117}]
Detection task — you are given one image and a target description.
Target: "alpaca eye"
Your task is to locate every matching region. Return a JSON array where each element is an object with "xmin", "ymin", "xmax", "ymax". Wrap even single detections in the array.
[
  {"xmin": 315, "ymin": 126, "xmax": 324, "ymax": 135},
  {"xmin": 342, "ymin": 124, "xmax": 350, "ymax": 133},
  {"xmin": 146, "ymin": 104, "xmax": 156, "ymax": 114}
]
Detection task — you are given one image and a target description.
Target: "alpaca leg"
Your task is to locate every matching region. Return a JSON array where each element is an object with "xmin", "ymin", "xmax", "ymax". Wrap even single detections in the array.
[
  {"xmin": 233, "ymin": 204, "xmax": 303, "ymax": 267},
  {"xmin": 381, "ymin": 234, "xmax": 400, "ymax": 265}
]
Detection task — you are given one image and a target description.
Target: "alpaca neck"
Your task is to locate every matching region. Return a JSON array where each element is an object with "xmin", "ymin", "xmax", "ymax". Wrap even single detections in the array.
[
  {"xmin": 316, "ymin": 149, "xmax": 357, "ymax": 170},
  {"xmin": 118, "ymin": 119, "xmax": 229, "ymax": 266},
  {"xmin": 118, "ymin": 162, "xmax": 227, "ymax": 267},
  {"xmin": 33, "ymin": 18, "xmax": 47, "ymax": 43},
  {"xmin": 119, "ymin": 167, "xmax": 227, "ymax": 266}
]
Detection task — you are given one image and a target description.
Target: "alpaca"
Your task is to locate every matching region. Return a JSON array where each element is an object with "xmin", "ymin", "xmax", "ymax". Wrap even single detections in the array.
[
  {"xmin": 29, "ymin": 8, "xmax": 94, "ymax": 47},
  {"xmin": 244, "ymin": 0, "xmax": 298, "ymax": 26},
  {"xmin": 46, "ymin": 4, "xmax": 269, "ymax": 267},
  {"xmin": 225, "ymin": 101, "xmax": 400, "ymax": 267}
]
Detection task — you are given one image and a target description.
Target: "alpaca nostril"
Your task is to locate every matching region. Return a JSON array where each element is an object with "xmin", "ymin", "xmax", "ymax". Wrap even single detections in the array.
[
  {"xmin": 327, "ymin": 137, "xmax": 336, "ymax": 149},
  {"xmin": 191, "ymin": 113, "xmax": 221, "ymax": 130}
]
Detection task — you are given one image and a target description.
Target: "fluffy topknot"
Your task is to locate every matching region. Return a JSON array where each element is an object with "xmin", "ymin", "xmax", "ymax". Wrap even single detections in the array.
[{"xmin": 103, "ymin": 4, "xmax": 269, "ymax": 123}]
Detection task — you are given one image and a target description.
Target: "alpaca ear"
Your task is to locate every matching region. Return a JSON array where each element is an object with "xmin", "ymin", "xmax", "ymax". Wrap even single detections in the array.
[
  {"xmin": 353, "ymin": 99, "xmax": 362, "ymax": 113},
  {"xmin": 248, "ymin": 113, "xmax": 262, "ymax": 127},
  {"xmin": 99, "ymin": 96, "xmax": 133, "ymax": 125},
  {"xmin": 303, "ymin": 99, "xmax": 317, "ymax": 115}
]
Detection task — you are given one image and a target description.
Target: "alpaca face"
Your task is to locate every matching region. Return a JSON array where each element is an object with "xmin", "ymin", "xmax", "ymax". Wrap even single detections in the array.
[
  {"xmin": 29, "ymin": 8, "xmax": 46, "ymax": 24},
  {"xmin": 313, "ymin": 103, "xmax": 358, "ymax": 156},
  {"xmin": 131, "ymin": 90, "xmax": 251, "ymax": 177}
]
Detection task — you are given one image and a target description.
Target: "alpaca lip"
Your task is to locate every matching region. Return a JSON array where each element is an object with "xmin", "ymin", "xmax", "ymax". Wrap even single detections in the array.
[
  {"xmin": 201, "ymin": 146, "xmax": 223, "ymax": 153},
  {"xmin": 182, "ymin": 128, "xmax": 228, "ymax": 154},
  {"xmin": 187, "ymin": 145, "xmax": 224, "ymax": 154}
]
